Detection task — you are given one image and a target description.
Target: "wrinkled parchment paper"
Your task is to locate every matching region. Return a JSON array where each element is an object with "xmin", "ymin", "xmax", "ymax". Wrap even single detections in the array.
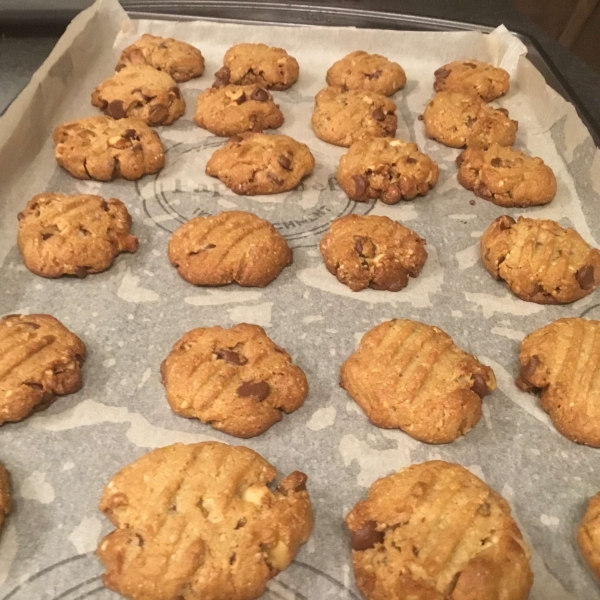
[{"xmin": 1, "ymin": 1, "xmax": 600, "ymax": 598}]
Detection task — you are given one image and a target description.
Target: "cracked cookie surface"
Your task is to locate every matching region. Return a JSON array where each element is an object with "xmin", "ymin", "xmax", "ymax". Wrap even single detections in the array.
[
  {"xmin": 92, "ymin": 64, "xmax": 185, "ymax": 126},
  {"xmin": 53, "ymin": 116, "xmax": 165, "ymax": 181},
  {"xmin": 0, "ymin": 462, "xmax": 10, "ymax": 537},
  {"xmin": 205, "ymin": 133, "xmax": 314, "ymax": 195},
  {"xmin": 434, "ymin": 60, "xmax": 510, "ymax": 102},
  {"xmin": 340, "ymin": 319, "xmax": 496, "ymax": 443},
  {"xmin": 345, "ymin": 460, "xmax": 532, "ymax": 600},
  {"xmin": 481, "ymin": 215, "xmax": 600, "ymax": 304},
  {"xmin": 168, "ymin": 211, "xmax": 292, "ymax": 288},
  {"xmin": 17, "ymin": 193, "xmax": 138, "ymax": 278},
  {"xmin": 320, "ymin": 215, "xmax": 427, "ymax": 292},
  {"xmin": 0, "ymin": 314, "xmax": 86, "ymax": 426},
  {"xmin": 97, "ymin": 441, "xmax": 313, "ymax": 600},
  {"xmin": 161, "ymin": 323, "xmax": 308, "ymax": 437}
]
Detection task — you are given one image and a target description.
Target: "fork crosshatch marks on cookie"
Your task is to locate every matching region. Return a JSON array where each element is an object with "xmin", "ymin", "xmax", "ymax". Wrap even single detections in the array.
[{"xmin": 137, "ymin": 139, "xmax": 374, "ymax": 248}]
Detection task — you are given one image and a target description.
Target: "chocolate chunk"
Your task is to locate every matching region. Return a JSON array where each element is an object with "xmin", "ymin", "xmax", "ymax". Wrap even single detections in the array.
[
  {"xmin": 406, "ymin": 157, "xmax": 417, "ymax": 165},
  {"xmin": 466, "ymin": 116, "xmax": 477, "ymax": 128},
  {"xmin": 351, "ymin": 520, "xmax": 384, "ymax": 551},
  {"xmin": 212, "ymin": 79, "xmax": 228, "ymax": 89},
  {"xmin": 107, "ymin": 100, "xmax": 127, "ymax": 119},
  {"xmin": 417, "ymin": 114, "xmax": 423, "ymax": 121},
  {"xmin": 471, "ymin": 373, "xmax": 490, "ymax": 397},
  {"xmin": 17, "ymin": 211, "xmax": 25, "ymax": 221},
  {"xmin": 381, "ymin": 185, "xmax": 402, "ymax": 205},
  {"xmin": 435, "ymin": 67, "xmax": 451, "ymax": 80},
  {"xmin": 149, "ymin": 104, "xmax": 169, "ymax": 125},
  {"xmin": 215, "ymin": 349, "xmax": 247, "ymax": 365},
  {"xmin": 497, "ymin": 108, "xmax": 509, "ymax": 116},
  {"xmin": 365, "ymin": 69, "xmax": 382, "ymax": 80},
  {"xmin": 464, "ymin": 62, "xmax": 478, "ymax": 68},
  {"xmin": 235, "ymin": 92, "xmax": 247, "ymax": 105},
  {"xmin": 354, "ymin": 237, "xmax": 365, "ymax": 256},
  {"xmin": 478, "ymin": 502, "xmax": 491, "ymax": 516},
  {"xmin": 41, "ymin": 232, "xmax": 54, "ymax": 241},
  {"xmin": 170, "ymin": 86, "xmax": 181, "ymax": 99},
  {"xmin": 123, "ymin": 129, "xmax": 140, "ymax": 141},
  {"xmin": 237, "ymin": 381, "xmax": 270, "ymax": 401},
  {"xmin": 490, "ymin": 157, "xmax": 503, "ymax": 167},
  {"xmin": 354, "ymin": 236, "xmax": 375, "ymax": 259},
  {"xmin": 214, "ymin": 66, "xmax": 231, "ymax": 82},
  {"xmin": 475, "ymin": 182, "xmax": 491, "ymax": 198},
  {"xmin": 576, "ymin": 265, "xmax": 595, "ymax": 290},
  {"xmin": 371, "ymin": 107, "xmax": 385, "ymax": 121},
  {"xmin": 498, "ymin": 215, "xmax": 516, "ymax": 230},
  {"xmin": 74, "ymin": 266, "xmax": 88, "ymax": 279},
  {"xmin": 230, "ymin": 135, "xmax": 244, "ymax": 143},
  {"xmin": 267, "ymin": 172, "xmax": 284, "ymax": 185},
  {"xmin": 518, "ymin": 355, "xmax": 540, "ymax": 388},
  {"xmin": 277, "ymin": 155, "xmax": 292, "ymax": 171},
  {"xmin": 250, "ymin": 87, "xmax": 269, "ymax": 102},
  {"xmin": 352, "ymin": 174, "xmax": 368, "ymax": 197}
]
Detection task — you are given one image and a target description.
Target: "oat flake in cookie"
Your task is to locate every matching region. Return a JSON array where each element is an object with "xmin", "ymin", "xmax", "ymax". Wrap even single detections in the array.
[
  {"xmin": 481, "ymin": 215, "xmax": 600, "ymax": 304},
  {"xmin": 0, "ymin": 462, "xmax": 10, "ymax": 537},
  {"xmin": 337, "ymin": 137, "xmax": 439, "ymax": 203},
  {"xmin": 53, "ymin": 116, "xmax": 164, "ymax": 181},
  {"xmin": 161, "ymin": 324, "xmax": 308, "ymax": 438},
  {"xmin": 340, "ymin": 319, "xmax": 496, "ymax": 443},
  {"xmin": 92, "ymin": 64, "xmax": 185, "ymax": 126},
  {"xmin": 116, "ymin": 33, "xmax": 204, "ymax": 82},
  {"xmin": 17, "ymin": 193, "xmax": 138, "ymax": 279},
  {"xmin": 345, "ymin": 460, "xmax": 533, "ymax": 600},
  {"xmin": 168, "ymin": 211, "xmax": 292, "ymax": 288},
  {"xmin": 434, "ymin": 59, "xmax": 510, "ymax": 102},
  {"xmin": 579, "ymin": 491, "xmax": 600, "ymax": 580},
  {"xmin": 97, "ymin": 442, "xmax": 313, "ymax": 600},
  {"xmin": 0, "ymin": 314, "xmax": 86, "ymax": 426},
  {"xmin": 320, "ymin": 215, "xmax": 427, "ymax": 292}
]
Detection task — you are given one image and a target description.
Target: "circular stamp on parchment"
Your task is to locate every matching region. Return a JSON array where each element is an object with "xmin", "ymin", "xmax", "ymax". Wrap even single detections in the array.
[{"xmin": 136, "ymin": 139, "xmax": 373, "ymax": 247}]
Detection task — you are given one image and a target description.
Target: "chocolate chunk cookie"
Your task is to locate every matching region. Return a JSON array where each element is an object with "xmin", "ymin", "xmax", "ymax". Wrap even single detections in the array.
[
  {"xmin": 194, "ymin": 84, "xmax": 284, "ymax": 137},
  {"xmin": 579, "ymin": 492, "xmax": 600, "ymax": 579},
  {"xmin": 53, "ymin": 116, "xmax": 164, "ymax": 181},
  {"xmin": 0, "ymin": 462, "xmax": 10, "ymax": 537},
  {"xmin": 92, "ymin": 64, "xmax": 185, "ymax": 126},
  {"xmin": 320, "ymin": 215, "xmax": 427, "ymax": 292},
  {"xmin": 312, "ymin": 87, "xmax": 397, "ymax": 147},
  {"xmin": 434, "ymin": 60, "xmax": 510, "ymax": 102},
  {"xmin": 214, "ymin": 43, "xmax": 299, "ymax": 90},
  {"xmin": 481, "ymin": 215, "xmax": 600, "ymax": 304},
  {"xmin": 345, "ymin": 460, "xmax": 533, "ymax": 600},
  {"xmin": 205, "ymin": 133, "xmax": 315, "ymax": 195},
  {"xmin": 337, "ymin": 137, "xmax": 439, "ymax": 203},
  {"xmin": 98, "ymin": 442, "xmax": 313, "ymax": 600},
  {"xmin": 423, "ymin": 91, "xmax": 517, "ymax": 149},
  {"xmin": 161, "ymin": 324, "xmax": 308, "ymax": 437},
  {"xmin": 516, "ymin": 318, "xmax": 600, "ymax": 446},
  {"xmin": 340, "ymin": 319, "xmax": 496, "ymax": 443},
  {"xmin": 116, "ymin": 33, "xmax": 204, "ymax": 82},
  {"xmin": 0, "ymin": 314, "xmax": 86, "ymax": 426},
  {"xmin": 168, "ymin": 211, "xmax": 292, "ymax": 288},
  {"xmin": 326, "ymin": 51, "xmax": 407, "ymax": 96},
  {"xmin": 457, "ymin": 144, "xmax": 557, "ymax": 207},
  {"xmin": 17, "ymin": 193, "xmax": 138, "ymax": 279}
]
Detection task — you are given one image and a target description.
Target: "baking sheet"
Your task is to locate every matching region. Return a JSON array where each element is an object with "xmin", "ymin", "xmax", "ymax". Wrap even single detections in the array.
[{"xmin": 2, "ymin": 0, "xmax": 600, "ymax": 598}]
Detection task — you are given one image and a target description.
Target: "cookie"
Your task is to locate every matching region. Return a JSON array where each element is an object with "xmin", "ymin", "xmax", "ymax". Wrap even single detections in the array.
[
  {"xmin": 578, "ymin": 492, "xmax": 600, "ymax": 579},
  {"xmin": 0, "ymin": 462, "xmax": 10, "ymax": 536},
  {"xmin": 194, "ymin": 84, "xmax": 284, "ymax": 137},
  {"xmin": 214, "ymin": 43, "xmax": 299, "ymax": 90},
  {"xmin": 337, "ymin": 137, "xmax": 439, "ymax": 203},
  {"xmin": 161, "ymin": 323, "xmax": 308, "ymax": 438},
  {"xmin": 457, "ymin": 144, "xmax": 557, "ymax": 207},
  {"xmin": 320, "ymin": 215, "xmax": 427, "ymax": 292},
  {"xmin": 516, "ymin": 318, "xmax": 600, "ymax": 446},
  {"xmin": 340, "ymin": 319, "xmax": 496, "ymax": 443},
  {"xmin": 481, "ymin": 215, "xmax": 600, "ymax": 304},
  {"xmin": 92, "ymin": 64, "xmax": 185, "ymax": 126},
  {"xmin": 17, "ymin": 193, "xmax": 138, "ymax": 279},
  {"xmin": 434, "ymin": 60, "xmax": 510, "ymax": 102},
  {"xmin": 312, "ymin": 87, "xmax": 397, "ymax": 147},
  {"xmin": 205, "ymin": 133, "xmax": 315, "ymax": 195},
  {"xmin": 97, "ymin": 442, "xmax": 313, "ymax": 600},
  {"xmin": 326, "ymin": 51, "xmax": 406, "ymax": 96},
  {"xmin": 116, "ymin": 33, "xmax": 204, "ymax": 82},
  {"xmin": 53, "ymin": 116, "xmax": 164, "ymax": 181},
  {"xmin": 345, "ymin": 460, "xmax": 533, "ymax": 600},
  {"xmin": 168, "ymin": 211, "xmax": 292, "ymax": 288},
  {"xmin": 0, "ymin": 314, "xmax": 86, "ymax": 426},
  {"xmin": 423, "ymin": 91, "xmax": 517, "ymax": 149}
]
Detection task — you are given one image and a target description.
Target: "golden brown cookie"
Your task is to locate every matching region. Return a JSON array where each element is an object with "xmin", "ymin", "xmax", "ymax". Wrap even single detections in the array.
[
  {"xmin": 312, "ymin": 87, "xmax": 397, "ymax": 147},
  {"xmin": 457, "ymin": 144, "xmax": 557, "ymax": 208},
  {"xmin": 168, "ymin": 211, "xmax": 292, "ymax": 288},
  {"xmin": 434, "ymin": 60, "xmax": 510, "ymax": 102},
  {"xmin": 578, "ymin": 492, "xmax": 600, "ymax": 579},
  {"xmin": 337, "ymin": 137, "xmax": 439, "ymax": 203},
  {"xmin": 92, "ymin": 64, "xmax": 185, "ymax": 126},
  {"xmin": 423, "ymin": 91, "xmax": 517, "ymax": 149},
  {"xmin": 116, "ymin": 33, "xmax": 205, "ymax": 82},
  {"xmin": 161, "ymin": 323, "xmax": 308, "ymax": 438},
  {"xmin": 214, "ymin": 43, "xmax": 299, "ymax": 90},
  {"xmin": 345, "ymin": 460, "xmax": 533, "ymax": 600},
  {"xmin": 53, "ymin": 116, "xmax": 165, "ymax": 181},
  {"xmin": 0, "ymin": 462, "xmax": 10, "ymax": 537},
  {"xmin": 516, "ymin": 318, "xmax": 600, "ymax": 446},
  {"xmin": 326, "ymin": 51, "xmax": 406, "ymax": 96},
  {"xmin": 205, "ymin": 133, "xmax": 315, "ymax": 195},
  {"xmin": 481, "ymin": 216, "xmax": 600, "ymax": 304},
  {"xmin": 17, "ymin": 193, "xmax": 138, "ymax": 279},
  {"xmin": 340, "ymin": 319, "xmax": 496, "ymax": 443},
  {"xmin": 320, "ymin": 215, "xmax": 427, "ymax": 292},
  {"xmin": 0, "ymin": 314, "xmax": 86, "ymax": 426},
  {"xmin": 194, "ymin": 84, "xmax": 284, "ymax": 137},
  {"xmin": 97, "ymin": 442, "xmax": 313, "ymax": 600}
]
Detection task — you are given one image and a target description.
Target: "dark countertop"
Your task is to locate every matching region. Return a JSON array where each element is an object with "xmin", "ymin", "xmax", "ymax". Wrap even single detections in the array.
[{"xmin": 1, "ymin": 0, "xmax": 599, "ymax": 130}]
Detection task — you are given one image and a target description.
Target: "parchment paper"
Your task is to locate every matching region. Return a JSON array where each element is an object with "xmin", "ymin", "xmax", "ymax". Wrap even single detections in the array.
[{"xmin": 1, "ymin": 1, "xmax": 600, "ymax": 598}]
